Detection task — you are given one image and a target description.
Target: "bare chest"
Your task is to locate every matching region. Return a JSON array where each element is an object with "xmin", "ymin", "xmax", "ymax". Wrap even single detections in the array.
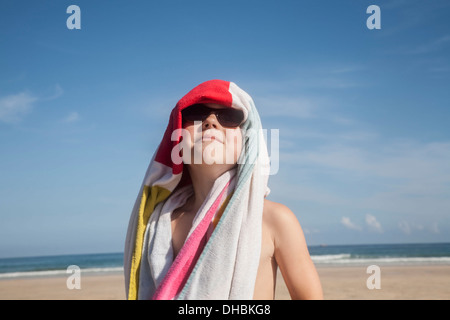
[{"xmin": 171, "ymin": 208, "xmax": 196, "ymax": 258}]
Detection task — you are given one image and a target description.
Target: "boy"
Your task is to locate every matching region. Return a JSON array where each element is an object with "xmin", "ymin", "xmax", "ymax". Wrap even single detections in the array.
[{"xmin": 124, "ymin": 80, "xmax": 323, "ymax": 300}]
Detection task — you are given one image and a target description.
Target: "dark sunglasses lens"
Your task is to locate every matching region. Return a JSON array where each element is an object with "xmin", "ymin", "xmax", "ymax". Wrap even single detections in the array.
[
  {"xmin": 182, "ymin": 104, "xmax": 209, "ymax": 122},
  {"xmin": 218, "ymin": 109, "xmax": 244, "ymax": 127},
  {"xmin": 182, "ymin": 104, "xmax": 244, "ymax": 127}
]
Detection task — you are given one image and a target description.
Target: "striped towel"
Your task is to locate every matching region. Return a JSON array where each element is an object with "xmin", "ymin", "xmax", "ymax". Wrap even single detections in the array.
[{"xmin": 124, "ymin": 79, "xmax": 270, "ymax": 300}]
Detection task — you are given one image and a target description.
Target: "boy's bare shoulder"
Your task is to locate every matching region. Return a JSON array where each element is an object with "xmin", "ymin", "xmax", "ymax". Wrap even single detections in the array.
[{"xmin": 263, "ymin": 199, "xmax": 300, "ymax": 229}]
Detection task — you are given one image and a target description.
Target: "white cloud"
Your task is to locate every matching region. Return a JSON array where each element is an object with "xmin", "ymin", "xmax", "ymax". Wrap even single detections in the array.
[
  {"xmin": 63, "ymin": 111, "xmax": 80, "ymax": 123},
  {"xmin": 398, "ymin": 220, "xmax": 411, "ymax": 234},
  {"xmin": 398, "ymin": 220, "xmax": 441, "ymax": 235},
  {"xmin": 0, "ymin": 85, "xmax": 64, "ymax": 124},
  {"xmin": 341, "ymin": 217, "xmax": 362, "ymax": 231},
  {"xmin": 0, "ymin": 91, "xmax": 38, "ymax": 123},
  {"xmin": 398, "ymin": 220, "xmax": 426, "ymax": 235},
  {"xmin": 365, "ymin": 214, "xmax": 383, "ymax": 233},
  {"xmin": 340, "ymin": 215, "xmax": 382, "ymax": 233},
  {"xmin": 44, "ymin": 84, "xmax": 64, "ymax": 101},
  {"xmin": 430, "ymin": 222, "xmax": 440, "ymax": 234},
  {"xmin": 303, "ymin": 228, "xmax": 320, "ymax": 235}
]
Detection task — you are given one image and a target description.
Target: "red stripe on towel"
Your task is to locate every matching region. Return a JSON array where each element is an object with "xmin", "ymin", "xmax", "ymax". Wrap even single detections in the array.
[{"xmin": 152, "ymin": 180, "xmax": 231, "ymax": 300}]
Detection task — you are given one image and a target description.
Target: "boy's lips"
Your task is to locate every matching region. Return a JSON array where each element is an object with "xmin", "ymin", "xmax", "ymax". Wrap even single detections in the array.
[{"xmin": 197, "ymin": 131, "xmax": 224, "ymax": 144}]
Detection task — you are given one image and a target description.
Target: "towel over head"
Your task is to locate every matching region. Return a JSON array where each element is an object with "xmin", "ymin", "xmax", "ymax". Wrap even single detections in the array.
[{"xmin": 124, "ymin": 79, "xmax": 270, "ymax": 300}]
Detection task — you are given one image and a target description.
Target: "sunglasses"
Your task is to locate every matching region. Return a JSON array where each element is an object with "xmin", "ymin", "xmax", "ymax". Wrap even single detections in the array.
[{"xmin": 182, "ymin": 104, "xmax": 244, "ymax": 127}]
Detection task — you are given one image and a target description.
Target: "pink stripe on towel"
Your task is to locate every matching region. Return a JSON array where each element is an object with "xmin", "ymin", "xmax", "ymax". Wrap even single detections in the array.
[{"xmin": 152, "ymin": 181, "xmax": 231, "ymax": 300}]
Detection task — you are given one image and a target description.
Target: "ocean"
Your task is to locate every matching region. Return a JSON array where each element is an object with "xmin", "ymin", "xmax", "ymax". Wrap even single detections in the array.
[
  {"xmin": 309, "ymin": 242, "xmax": 450, "ymax": 266},
  {"xmin": 0, "ymin": 252, "xmax": 123, "ymax": 279},
  {"xmin": 1, "ymin": 243, "xmax": 450, "ymax": 279}
]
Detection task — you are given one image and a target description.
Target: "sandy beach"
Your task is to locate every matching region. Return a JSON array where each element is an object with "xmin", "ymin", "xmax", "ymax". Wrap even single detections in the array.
[{"xmin": 1, "ymin": 265, "xmax": 449, "ymax": 300}]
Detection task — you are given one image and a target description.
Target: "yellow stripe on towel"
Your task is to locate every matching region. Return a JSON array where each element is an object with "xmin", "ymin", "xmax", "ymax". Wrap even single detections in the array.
[{"xmin": 128, "ymin": 185, "xmax": 171, "ymax": 300}]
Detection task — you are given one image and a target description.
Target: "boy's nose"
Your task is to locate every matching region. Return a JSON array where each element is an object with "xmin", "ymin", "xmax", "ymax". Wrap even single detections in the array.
[{"xmin": 202, "ymin": 113, "xmax": 219, "ymax": 129}]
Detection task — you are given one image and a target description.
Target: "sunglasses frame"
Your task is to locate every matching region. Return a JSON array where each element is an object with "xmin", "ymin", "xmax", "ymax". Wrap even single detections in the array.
[{"xmin": 182, "ymin": 104, "xmax": 244, "ymax": 128}]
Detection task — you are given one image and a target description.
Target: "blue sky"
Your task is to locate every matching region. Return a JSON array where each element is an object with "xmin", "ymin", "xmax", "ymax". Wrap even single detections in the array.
[{"xmin": 1, "ymin": 0, "xmax": 450, "ymax": 258}]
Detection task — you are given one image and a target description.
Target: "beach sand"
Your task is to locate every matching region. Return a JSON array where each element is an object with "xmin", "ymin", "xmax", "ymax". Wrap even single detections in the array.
[{"xmin": 1, "ymin": 265, "xmax": 449, "ymax": 300}]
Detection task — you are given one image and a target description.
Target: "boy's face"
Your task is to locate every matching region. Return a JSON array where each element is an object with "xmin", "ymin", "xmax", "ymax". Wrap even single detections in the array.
[{"xmin": 182, "ymin": 103, "xmax": 243, "ymax": 167}]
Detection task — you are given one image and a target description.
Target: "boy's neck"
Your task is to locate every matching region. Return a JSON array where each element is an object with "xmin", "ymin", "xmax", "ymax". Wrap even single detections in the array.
[{"xmin": 186, "ymin": 164, "xmax": 234, "ymax": 212}]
